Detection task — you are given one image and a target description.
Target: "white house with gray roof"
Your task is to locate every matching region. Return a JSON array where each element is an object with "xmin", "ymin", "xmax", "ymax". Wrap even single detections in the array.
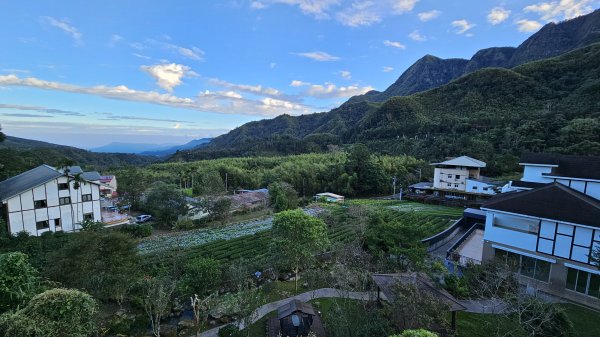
[{"xmin": 0, "ymin": 165, "xmax": 101, "ymax": 236}]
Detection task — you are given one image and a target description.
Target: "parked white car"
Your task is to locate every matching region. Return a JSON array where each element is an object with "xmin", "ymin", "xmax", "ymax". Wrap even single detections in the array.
[{"xmin": 135, "ymin": 215, "xmax": 152, "ymax": 223}]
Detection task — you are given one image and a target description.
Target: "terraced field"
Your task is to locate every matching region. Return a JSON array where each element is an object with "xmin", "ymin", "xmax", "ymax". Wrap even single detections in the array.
[{"xmin": 142, "ymin": 201, "xmax": 463, "ymax": 266}]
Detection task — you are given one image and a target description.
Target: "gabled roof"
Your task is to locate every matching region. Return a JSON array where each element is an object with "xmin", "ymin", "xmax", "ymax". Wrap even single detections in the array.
[
  {"xmin": 277, "ymin": 300, "xmax": 315, "ymax": 319},
  {"xmin": 82, "ymin": 171, "xmax": 101, "ymax": 181},
  {"xmin": 483, "ymin": 183, "xmax": 600, "ymax": 227},
  {"xmin": 0, "ymin": 165, "xmax": 62, "ymax": 201},
  {"xmin": 520, "ymin": 153, "xmax": 600, "ymax": 180},
  {"xmin": 432, "ymin": 156, "xmax": 486, "ymax": 168}
]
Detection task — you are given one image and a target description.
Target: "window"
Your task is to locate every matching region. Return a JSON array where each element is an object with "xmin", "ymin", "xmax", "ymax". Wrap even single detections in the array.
[
  {"xmin": 54, "ymin": 218, "xmax": 62, "ymax": 229},
  {"xmin": 447, "ymin": 174, "xmax": 452, "ymax": 179},
  {"xmin": 455, "ymin": 175, "xmax": 460, "ymax": 179},
  {"xmin": 472, "ymin": 186, "xmax": 477, "ymax": 190},
  {"xmin": 447, "ymin": 183, "xmax": 451, "ymax": 187},
  {"xmin": 82, "ymin": 194, "xmax": 93, "ymax": 202},
  {"xmin": 58, "ymin": 183, "xmax": 69, "ymax": 190},
  {"xmin": 59, "ymin": 197, "xmax": 71, "ymax": 205},
  {"xmin": 36, "ymin": 220, "xmax": 49, "ymax": 230},
  {"xmin": 34, "ymin": 200, "xmax": 47, "ymax": 209},
  {"xmin": 493, "ymin": 214, "xmax": 539, "ymax": 234},
  {"xmin": 483, "ymin": 187, "xmax": 489, "ymax": 191},
  {"xmin": 83, "ymin": 213, "xmax": 94, "ymax": 221},
  {"xmin": 566, "ymin": 267, "xmax": 600, "ymax": 298},
  {"xmin": 495, "ymin": 248, "xmax": 551, "ymax": 282},
  {"xmin": 454, "ymin": 184, "xmax": 459, "ymax": 188}
]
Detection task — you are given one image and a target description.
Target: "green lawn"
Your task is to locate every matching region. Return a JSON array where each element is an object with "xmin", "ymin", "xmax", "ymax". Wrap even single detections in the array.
[{"xmin": 456, "ymin": 303, "xmax": 600, "ymax": 337}]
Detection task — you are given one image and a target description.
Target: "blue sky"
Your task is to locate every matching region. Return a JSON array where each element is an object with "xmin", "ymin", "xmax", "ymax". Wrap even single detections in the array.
[{"xmin": 0, "ymin": 0, "xmax": 598, "ymax": 148}]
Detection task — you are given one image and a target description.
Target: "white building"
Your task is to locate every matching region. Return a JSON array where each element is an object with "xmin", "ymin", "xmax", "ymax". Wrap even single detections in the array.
[
  {"xmin": 502, "ymin": 153, "xmax": 600, "ymax": 199},
  {"xmin": 0, "ymin": 165, "xmax": 102, "ymax": 236},
  {"xmin": 99, "ymin": 175, "xmax": 117, "ymax": 197},
  {"xmin": 481, "ymin": 155, "xmax": 600, "ymax": 308}
]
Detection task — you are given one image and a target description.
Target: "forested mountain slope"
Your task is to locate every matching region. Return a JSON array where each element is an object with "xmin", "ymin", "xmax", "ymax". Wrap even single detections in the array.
[
  {"xmin": 347, "ymin": 8, "xmax": 600, "ymax": 103},
  {"xmin": 0, "ymin": 136, "xmax": 158, "ymax": 180},
  {"xmin": 172, "ymin": 43, "xmax": 600, "ymax": 174}
]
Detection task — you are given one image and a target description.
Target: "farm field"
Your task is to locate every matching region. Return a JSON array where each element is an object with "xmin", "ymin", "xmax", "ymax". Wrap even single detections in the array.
[{"xmin": 142, "ymin": 201, "xmax": 463, "ymax": 266}]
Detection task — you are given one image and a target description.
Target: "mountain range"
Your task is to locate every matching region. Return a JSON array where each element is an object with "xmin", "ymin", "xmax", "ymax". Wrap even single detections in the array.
[
  {"xmin": 171, "ymin": 9, "xmax": 600, "ymax": 171},
  {"xmin": 90, "ymin": 138, "xmax": 212, "ymax": 156}
]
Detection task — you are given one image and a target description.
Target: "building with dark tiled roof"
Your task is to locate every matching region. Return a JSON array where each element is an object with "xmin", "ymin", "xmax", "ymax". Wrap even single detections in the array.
[
  {"xmin": 482, "ymin": 181, "xmax": 600, "ymax": 309},
  {"xmin": 0, "ymin": 165, "xmax": 102, "ymax": 236}
]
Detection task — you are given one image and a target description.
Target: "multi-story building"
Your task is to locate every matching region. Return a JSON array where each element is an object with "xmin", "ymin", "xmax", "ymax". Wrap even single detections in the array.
[
  {"xmin": 0, "ymin": 165, "xmax": 102, "ymax": 236},
  {"xmin": 502, "ymin": 153, "xmax": 600, "ymax": 199},
  {"xmin": 410, "ymin": 156, "xmax": 497, "ymax": 200},
  {"xmin": 481, "ymin": 153, "xmax": 600, "ymax": 308},
  {"xmin": 99, "ymin": 175, "xmax": 117, "ymax": 197}
]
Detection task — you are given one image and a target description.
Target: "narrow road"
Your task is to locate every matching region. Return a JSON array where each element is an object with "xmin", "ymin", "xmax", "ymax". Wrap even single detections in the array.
[{"xmin": 197, "ymin": 288, "xmax": 382, "ymax": 337}]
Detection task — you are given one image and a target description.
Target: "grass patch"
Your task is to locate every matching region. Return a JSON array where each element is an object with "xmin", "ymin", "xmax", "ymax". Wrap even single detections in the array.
[{"xmin": 560, "ymin": 303, "xmax": 600, "ymax": 337}]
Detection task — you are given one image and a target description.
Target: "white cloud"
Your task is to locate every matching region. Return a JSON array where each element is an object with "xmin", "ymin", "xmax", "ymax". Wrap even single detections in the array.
[
  {"xmin": 487, "ymin": 7, "xmax": 511, "ymax": 24},
  {"xmin": 516, "ymin": 19, "xmax": 543, "ymax": 32},
  {"xmin": 108, "ymin": 34, "xmax": 123, "ymax": 47},
  {"xmin": 392, "ymin": 0, "xmax": 418, "ymax": 14},
  {"xmin": 270, "ymin": 62, "xmax": 277, "ymax": 69},
  {"xmin": 271, "ymin": 0, "xmax": 341, "ymax": 19},
  {"xmin": 418, "ymin": 9, "xmax": 440, "ymax": 21},
  {"xmin": 141, "ymin": 63, "xmax": 195, "ymax": 92},
  {"xmin": 524, "ymin": 0, "xmax": 594, "ymax": 21},
  {"xmin": 336, "ymin": 1, "xmax": 381, "ymax": 27},
  {"xmin": 339, "ymin": 70, "xmax": 352, "ymax": 80},
  {"xmin": 408, "ymin": 30, "xmax": 426, "ymax": 41},
  {"xmin": 250, "ymin": 1, "xmax": 266, "ymax": 9},
  {"xmin": 452, "ymin": 19, "xmax": 476, "ymax": 34},
  {"xmin": 164, "ymin": 43, "xmax": 204, "ymax": 61},
  {"xmin": 132, "ymin": 53, "xmax": 151, "ymax": 60},
  {"xmin": 41, "ymin": 16, "xmax": 82, "ymax": 44},
  {"xmin": 301, "ymin": 82, "xmax": 374, "ymax": 98},
  {"xmin": 383, "ymin": 40, "xmax": 406, "ymax": 49},
  {"xmin": 0, "ymin": 74, "xmax": 316, "ymax": 117},
  {"xmin": 209, "ymin": 78, "xmax": 284, "ymax": 98},
  {"xmin": 290, "ymin": 80, "xmax": 309, "ymax": 87},
  {"xmin": 294, "ymin": 51, "xmax": 340, "ymax": 61},
  {"xmin": 382, "ymin": 66, "xmax": 394, "ymax": 72}
]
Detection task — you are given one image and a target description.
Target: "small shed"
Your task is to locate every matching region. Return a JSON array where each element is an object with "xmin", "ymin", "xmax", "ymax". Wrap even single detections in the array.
[
  {"xmin": 267, "ymin": 300, "xmax": 325, "ymax": 337},
  {"xmin": 313, "ymin": 192, "xmax": 345, "ymax": 203}
]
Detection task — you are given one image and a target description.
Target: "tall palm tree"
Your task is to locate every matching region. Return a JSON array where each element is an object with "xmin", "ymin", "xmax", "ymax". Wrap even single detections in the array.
[{"xmin": 59, "ymin": 158, "xmax": 85, "ymax": 228}]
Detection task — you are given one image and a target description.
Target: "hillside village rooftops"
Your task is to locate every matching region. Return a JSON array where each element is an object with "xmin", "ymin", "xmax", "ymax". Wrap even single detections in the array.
[
  {"xmin": 482, "ymin": 183, "xmax": 600, "ymax": 227},
  {"xmin": 520, "ymin": 153, "xmax": 600, "ymax": 180},
  {"xmin": 0, "ymin": 165, "xmax": 62, "ymax": 201},
  {"xmin": 431, "ymin": 155, "xmax": 486, "ymax": 168},
  {"xmin": 81, "ymin": 171, "xmax": 101, "ymax": 181},
  {"xmin": 100, "ymin": 175, "xmax": 114, "ymax": 182}
]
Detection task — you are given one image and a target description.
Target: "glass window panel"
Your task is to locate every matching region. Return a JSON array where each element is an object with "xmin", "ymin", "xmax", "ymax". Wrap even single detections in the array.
[
  {"xmin": 534, "ymin": 260, "xmax": 551, "ymax": 282},
  {"xmin": 506, "ymin": 251, "xmax": 520, "ymax": 272},
  {"xmin": 521, "ymin": 255, "xmax": 536, "ymax": 278},
  {"xmin": 576, "ymin": 270, "xmax": 589, "ymax": 294},
  {"xmin": 588, "ymin": 274, "xmax": 600, "ymax": 299},
  {"xmin": 566, "ymin": 268, "xmax": 578, "ymax": 291}
]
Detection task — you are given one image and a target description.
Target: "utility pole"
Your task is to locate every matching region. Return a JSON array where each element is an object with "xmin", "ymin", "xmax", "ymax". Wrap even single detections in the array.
[{"xmin": 414, "ymin": 168, "xmax": 422, "ymax": 181}]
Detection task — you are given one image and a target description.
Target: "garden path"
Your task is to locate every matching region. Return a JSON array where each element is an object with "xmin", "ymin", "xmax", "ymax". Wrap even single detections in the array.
[{"xmin": 197, "ymin": 288, "xmax": 382, "ymax": 337}]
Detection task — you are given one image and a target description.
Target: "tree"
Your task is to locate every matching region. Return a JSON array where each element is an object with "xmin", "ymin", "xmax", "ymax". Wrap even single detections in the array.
[
  {"xmin": 391, "ymin": 329, "xmax": 438, "ymax": 337},
  {"xmin": 199, "ymin": 197, "xmax": 232, "ymax": 223},
  {"xmin": 118, "ymin": 166, "xmax": 150, "ymax": 209},
  {"xmin": 45, "ymin": 231, "xmax": 141, "ymax": 304},
  {"xmin": 193, "ymin": 170, "xmax": 225, "ymax": 196},
  {"xmin": 140, "ymin": 276, "xmax": 176, "ymax": 337},
  {"xmin": 191, "ymin": 293, "xmax": 218, "ymax": 337},
  {"xmin": 144, "ymin": 181, "xmax": 188, "ymax": 227},
  {"xmin": 388, "ymin": 282, "xmax": 450, "ymax": 334},
  {"xmin": 232, "ymin": 283, "xmax": 263, "ymax": 337},
  {"xmin": 0, "ymin": 288, "xmax": 97, "ymax": 337},
  {"xmin": 268, "ymin": 181, "xmax": 298, "ymax": 212},
  {"xmin": 0, "ymin": 125, "xmax": 5, "ymax": 143},
  {"xmin": 0, "ymin": 252, "xmax": 41, "ymax": 313},
  {"xmin": 270, "ymin": 210, "xmax": 329, "ymax": 291},
  {"xmin": 515, "ymin": 297, "xmax": 574, "ymax": 337},
  {"xmin": 179, "ymin": 257, "xmax": 221, "ymax": 296}
]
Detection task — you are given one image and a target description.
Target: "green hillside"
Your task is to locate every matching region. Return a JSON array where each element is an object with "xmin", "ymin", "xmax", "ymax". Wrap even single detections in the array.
[
  {"xmin": 0, "ymin": 136, "xmax": 158, "ymax": 179},
  {"xmin": 172, "ymin": 43, "xmax": 600, "ymax": 174}
]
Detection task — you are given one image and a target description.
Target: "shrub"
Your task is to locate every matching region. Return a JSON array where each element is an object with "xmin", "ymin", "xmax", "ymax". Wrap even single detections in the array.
[
  {"xmin": 218, "ymin": 324, "xmax": 240, "ymax": 337},
  {"xmin": 0, "ymin": 288, "xmax": 97, "ymax": 337},
  {"xmin": 119, "ymin": 223, "xmax": 153, "ymax": 238}
]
